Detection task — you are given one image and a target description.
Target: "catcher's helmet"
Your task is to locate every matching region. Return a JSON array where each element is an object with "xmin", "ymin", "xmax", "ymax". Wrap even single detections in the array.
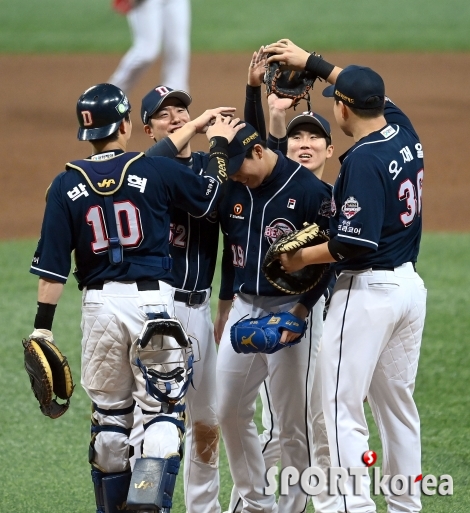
[{"xmin": 76, "ymin": 83, "xmax": 131, "ymax": 141}]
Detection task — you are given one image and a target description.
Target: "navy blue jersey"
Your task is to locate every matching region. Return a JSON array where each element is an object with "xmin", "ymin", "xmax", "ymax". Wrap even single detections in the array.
[
  {"xmin": 30, "ymin": 151, "xmax": 222, "ymax": 288},
  {"xmin": 168, "ymin": 152, "xmax": 220, "ymax": 290},
  {"xmin": 331, "ymin": 98, "xmax": 424, "ymax": 272},
  {"xmin": 219, "ymin": 151, "xmax": 332, "ymax": 298},
  {"xmin": 146, "ymin": 140, "xmax": 220, "ymax": 290}
]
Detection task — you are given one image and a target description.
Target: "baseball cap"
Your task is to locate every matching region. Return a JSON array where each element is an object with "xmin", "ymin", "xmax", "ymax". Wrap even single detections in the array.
[
  {"xmin": 141, "ymin": 85, "xmax": 192, "ymax": 124},
  {"xmin": 322, "ymin": 65, "xmax": 385, "ymax": 109},
  {"xmin": 286, "ymin": 111, "xmax": 332, "ymax": 142},
  {"xmin": 227, "ymin": 122, "xmax": 262, "ymax": 175}
]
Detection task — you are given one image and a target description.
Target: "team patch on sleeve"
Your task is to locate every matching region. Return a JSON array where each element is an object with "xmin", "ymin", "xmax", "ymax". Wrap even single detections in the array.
[
  {"xmin": 337, "ymin": 219, "xmax": 363, "ymax": 236},
  {"xmin": 341, "ymin": 196, "xmax": 361, "ymax": 219},
  {"xmin": 318, "ymin": 197, "xmax": 333, "ymax": 217}
]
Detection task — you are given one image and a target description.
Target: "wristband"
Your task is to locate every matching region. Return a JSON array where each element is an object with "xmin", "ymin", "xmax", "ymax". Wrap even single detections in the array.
[
  {"xmin": 209, "ymin": 136, "xmax": 229, "ymax": 159},
  {"xmin": 305, "ymin": 54, "xmax": 335, "ymax": 81},
  {"xmin": 34, "ymin": 302, "xmax": 57, "ymax": 331}
]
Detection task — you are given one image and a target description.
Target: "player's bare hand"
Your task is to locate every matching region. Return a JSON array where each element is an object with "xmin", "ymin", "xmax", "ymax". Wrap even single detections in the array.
[
  {"xmin": 206, "ymin": 115, "xmax": 245, "ymax": 143},
  {"xmin": 280, "ymin": 303, "xmax": 308, "ymax": 343},
  {"xmin": 191, "ymin": 107, "xmax": 236, "ymax": 134},
  {"xmin": 248, "ymin": 46, "xmax": 267, "ymax": 87},
  {"xmin": 267, "ymin": 93, "xmax": 293, "ymax": 112},
  {"xmin": 214, "ymin": 299, "xmax": 233, "ymax": 345},
  {"xmin": 279, "ymin": 248, "xmax": 306, "ymax": 273},
  {"xmin": 264, "ymin": 39, "xmax": 310, "ymax": 71}
]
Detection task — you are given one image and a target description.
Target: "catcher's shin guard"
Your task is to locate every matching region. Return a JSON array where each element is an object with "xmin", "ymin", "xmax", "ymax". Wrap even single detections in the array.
[
  {"xmin": 126, "ymin": 455, "xmax": 180, "ymax": 511},
  {"xmin": 91, "ymin": 467, "xmax": 132, "ymax": 513}
]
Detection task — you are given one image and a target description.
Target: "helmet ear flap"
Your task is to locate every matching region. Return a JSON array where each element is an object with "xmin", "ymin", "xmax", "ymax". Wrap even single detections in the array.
[{"xmin": 76, "ymin": 83, "xmax": 131, "ymax": 141}]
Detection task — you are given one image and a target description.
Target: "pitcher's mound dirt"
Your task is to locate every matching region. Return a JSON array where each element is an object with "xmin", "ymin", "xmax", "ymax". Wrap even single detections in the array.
[{"xmin": 1, "ymin": 52, "xmax": 469, "ymax": 239}]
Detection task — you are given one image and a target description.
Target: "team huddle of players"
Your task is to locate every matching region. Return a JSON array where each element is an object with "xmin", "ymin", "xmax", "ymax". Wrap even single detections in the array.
[{"xmin": 30, "ymin": 39, "xmax": 426, "ymax": 513}]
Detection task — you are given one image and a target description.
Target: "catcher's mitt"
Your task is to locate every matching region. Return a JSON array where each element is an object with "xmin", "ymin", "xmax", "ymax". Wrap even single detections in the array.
[
  {"xmin": 262, "ymin": 222, "xmax": 330, "ymax": 295},
  {"xmin": 264, "ymin": 53, "xmax": 321, "ymax": 108},
  {"xmin": 22, "ymin": 335, "xmax": 74, "ymax": 419},
  {"xmin": 230, "ymin": 311, "xmax": 307, "ymax": 354}
]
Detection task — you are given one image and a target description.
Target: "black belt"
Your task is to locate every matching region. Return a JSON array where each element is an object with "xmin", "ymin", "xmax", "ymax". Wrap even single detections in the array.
[
  {"xmin": 87, "ymin": 280, "xmax": 160, "ymax": 291},
  {"xmin": 372, "ymin": 263, "xmax": 416, "ymax": 272},
  {"xmin": 174, "ymin": 289, "xmax": 207, "ymax": 306}
]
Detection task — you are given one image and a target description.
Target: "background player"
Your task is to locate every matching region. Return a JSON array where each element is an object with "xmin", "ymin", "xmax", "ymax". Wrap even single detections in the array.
[
  {"xmin": 223, "ymin": 49, "xmax": 339, "ymax": 513},
  {"xmin": 28, "ymin": 82, "xmax": 242, "ymax": 512},
  {"xmin": 109, "ymin": 0, "xmax": 190, "ymax": 93},
  {"xmin": 130, "ymin": 85, "xmax": 236, "ymax": 513},
  {"xmin": 266, "ymin": 40, "xmax": 427, "ymax": 513},
  {"xmin": 215, "ymin": 123, "xmax": 332, "ymax": 512}
]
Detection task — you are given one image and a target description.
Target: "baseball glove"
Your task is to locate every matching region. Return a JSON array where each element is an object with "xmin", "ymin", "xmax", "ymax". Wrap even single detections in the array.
[
  {"xmin": 230, "ymin": 311, "xmax": 307, "ymax": 354},
  {"xmin": 264, "ymin": 52, "xmax": 321, "ymax": 108},
  {"xmin": 22, "ymin": 333, "xmax": 74, "ymax": 419},
  {"xmin": 262, "ymin": 222, "xmax": 330, "ymax": 295}
]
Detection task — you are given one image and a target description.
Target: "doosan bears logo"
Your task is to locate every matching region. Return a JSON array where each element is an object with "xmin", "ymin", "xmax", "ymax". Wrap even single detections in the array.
[{"xmin": 264, "ymin": 219, "xmax": 296, "ymax": 244}]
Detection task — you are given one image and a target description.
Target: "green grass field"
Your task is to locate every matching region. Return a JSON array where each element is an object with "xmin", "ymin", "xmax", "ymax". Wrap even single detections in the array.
[
  {"xmin": 0, "ymin": 234, "xmax": 469, "ymax": 512},
  {"xmin": 0, "ymin": 0, "xmax": 469, "ymax": 53},
  {"xmin": 0, "ymin": 1, "xmax": 469, "ymax": 511}
]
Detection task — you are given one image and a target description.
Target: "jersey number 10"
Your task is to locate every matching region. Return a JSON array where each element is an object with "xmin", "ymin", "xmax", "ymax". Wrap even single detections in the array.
[{"xmin": 86, "ymin": 201, "xmax": 143, "ymax": 252}]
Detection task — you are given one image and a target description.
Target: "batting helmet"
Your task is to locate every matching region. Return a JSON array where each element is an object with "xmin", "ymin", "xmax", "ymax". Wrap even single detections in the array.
[{"xmin": 76, "ymin": 83, "xmax": 131, "ymax": 141}]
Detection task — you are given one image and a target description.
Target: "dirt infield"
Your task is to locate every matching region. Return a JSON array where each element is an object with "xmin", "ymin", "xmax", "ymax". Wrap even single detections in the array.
[{"xmin": 1, "ymin": 52, "xmax": 469, "ymax": 239}]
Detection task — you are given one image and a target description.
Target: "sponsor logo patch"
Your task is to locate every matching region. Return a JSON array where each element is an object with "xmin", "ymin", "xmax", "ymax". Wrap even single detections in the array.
[
  {"xmin": 264, "ymin": 218, "xmax": 296, "ymax": 244},
  {"xmin": 380, "ymin": 126, "xmax": 396, "ymax": 139},
  {"xmin": 341, "ymin": 196, "xmax": 361, "ymax": 219},
  {"xmin": 337, "ymin": 219, "xmax": 363, "ymax": 236},
  {"xmin": 230, "ymin": 204, "xmax": 244, "ymax": 220},
  {"xmin": 115, "ymin": 96, "xmax": 130, "ymax": 115}
]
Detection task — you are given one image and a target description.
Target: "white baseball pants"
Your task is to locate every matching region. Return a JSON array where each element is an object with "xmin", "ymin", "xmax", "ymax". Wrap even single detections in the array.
[
  {"xmin": 81, "ymin": 280, "xmax": 182, "ymax": 473},
  {"xmin": 322, "ymin": 263, "xmax": 427, "ymax": 513},
  {"xmin": 109, "ymin": 0, "xmax": 191, "ymax": 93},
  {"xmin": 217, "ymin": 293, "xmax": 323, "ymax": 513},
  {"xmin": 174, "ymin": 290, "xmax": 221, "ymax": 513}
]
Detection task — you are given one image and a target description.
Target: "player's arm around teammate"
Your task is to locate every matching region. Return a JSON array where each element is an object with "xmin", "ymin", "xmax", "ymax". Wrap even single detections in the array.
[
  {"xmin": 135, "ymin": 85, "xmax": 239, "ymax": 513},
  {"xmin": 29, "ymin": 83, "xmax": 243, "ymax": 513},
  {"xmin": 215, "ymin": 124, "xmax": 334, "ymax": 513},
  {"xmin": 266, "ymin": 41, "xmax": 428, "ymax": 513}
]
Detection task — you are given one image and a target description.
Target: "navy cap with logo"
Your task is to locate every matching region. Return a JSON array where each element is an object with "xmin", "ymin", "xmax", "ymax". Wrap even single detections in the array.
[
  {"xmin": 286, "ymin": 111, "xmax": 332, "ymax": 143},
  {"xmin": 226, "ymin": 122, "xmax": 261, "ymax": 175},
  {"xmin": 322, "ymin": 65, "xmax": 385, "ymax": 109},
  {"xmin": 141, "ymin": 85, "xmax": 192, "ymax": 124}
]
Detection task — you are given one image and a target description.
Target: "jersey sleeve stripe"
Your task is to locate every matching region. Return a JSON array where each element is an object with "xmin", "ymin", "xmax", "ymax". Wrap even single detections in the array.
[
  {"xmin": 191, "ymin": 177, "xmax": 220, "ymax": 219},
  {"xmin": 30, "ymin": 266, "xmax": 69, "ymax": 281},
  {"xmin": 336, "ymin": 234, "xmax": 378, "ymax": 248}
]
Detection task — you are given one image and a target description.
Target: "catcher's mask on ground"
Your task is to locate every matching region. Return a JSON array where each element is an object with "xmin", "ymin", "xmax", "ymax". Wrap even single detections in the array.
[
  {"xmin": 141, "ymin": 85, "xmax": 192, "ymax": 124},
  {"xmin": 76, "ymin": 83, "xmax": 131, "ymax": 141},
  {"xmin": 130, "ymin": 313, "xmax": 195, "ymax": 408}
]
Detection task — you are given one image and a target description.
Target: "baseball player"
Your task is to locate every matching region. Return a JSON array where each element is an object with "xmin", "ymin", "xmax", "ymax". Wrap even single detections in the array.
[
  {"xmin": 128, "ymin": 85, "xmax": 237, "ymax": 513},
  {"xmin": 223, "ymin": 50, "xmax": 340, "ymax": 513},
  {"xmin": 28, "ymin": 82, "xmax": 243, "ymax": 513},
  {"xmin": 266, "ymin": 40, "xmax": 427, "ymax": 513},
  {"xmin": 215, "ymin": 122, "xmax": 333, "ymax": 512},
  {"xmin": 109, "ymin": 0, "xmax": 190, "ymax": 93}
]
